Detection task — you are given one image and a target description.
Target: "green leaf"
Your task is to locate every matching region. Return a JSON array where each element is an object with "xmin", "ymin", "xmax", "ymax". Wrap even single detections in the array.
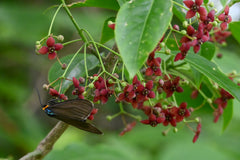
[
  {"xmin": 222, "ymin": 100, "xmax": 233, "ymax": 132},
  {"xmin": 204, "ymin": 0, "xmax": 209, "ymax": 4},
  {"xmin": 115, "ymin": 0, "xmax": 172, "ymax": 78},
  {"xmin": 100, "ymin": 17, "xmax": 115, "ymax": 44},
  {"xmin": 229, "ymin": 22, "xmax": 240, "ymax": 44},
  {"xmin": 191, "ymin": 42, "xmax": 216, "ymax": 87},
  {"xmin": 68, "ymin": 0, "xmax": 120, "ymax": 11},
  {"xmin": 200, "ymin": 42, "xmax": 215, "ymax": 61},
  {"xmin": 220, "ymin": 0, "xmax": 228, "ymax": 6},
  {"xmin": 166, "ymin": 38, "xmax": 179, "ymax": 51},
  {"xmin": 203, "ymin": 0, "xmax": 209, "ymax": 4},
  {"xmin": 117, "ymin": 0, "xmax": 128, "ymax": 6},
  {"xmin": 172, "ymin": 0, "xmax": 186, "ymax": 22},
  {"xmin": 191, "ymin": 67, "xmax": 203, "ymax": 88},
  {"xmin": 184, "ymin": 53, "xmax": 240, "ymax": 102},
  {"xmin": 48, "ymin": 53, "xmax": 99, "ymax": 93}
]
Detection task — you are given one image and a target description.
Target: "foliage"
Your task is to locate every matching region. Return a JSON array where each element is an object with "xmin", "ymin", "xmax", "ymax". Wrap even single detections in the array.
[
  {"xmin": 35, "ymin": 0, "xmax": 240, "ymax": 156},
  {"xmin": 1, "ymin": 0, "xmax": 240, "ymax": 159}
]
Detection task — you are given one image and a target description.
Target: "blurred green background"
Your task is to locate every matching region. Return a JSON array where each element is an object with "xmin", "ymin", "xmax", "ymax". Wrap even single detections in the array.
[{"xmin": 1, "ymin": 0, "xmax": 240, "ymax": 160}]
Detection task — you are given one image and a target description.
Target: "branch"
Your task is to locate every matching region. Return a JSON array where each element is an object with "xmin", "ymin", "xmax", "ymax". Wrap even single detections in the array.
[
  {"xmin": 20, "ymin": 44, "xmax": 119, "ymax": 160},
  {"xmin": 20, "ymin": 121, "xmax": 68, "ymax": 160}
]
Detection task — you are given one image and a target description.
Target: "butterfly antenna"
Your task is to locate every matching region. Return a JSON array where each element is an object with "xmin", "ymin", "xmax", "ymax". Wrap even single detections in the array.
[{"xmin": 36, "ymin": 88, "xmax": 43, "ymax": 107}]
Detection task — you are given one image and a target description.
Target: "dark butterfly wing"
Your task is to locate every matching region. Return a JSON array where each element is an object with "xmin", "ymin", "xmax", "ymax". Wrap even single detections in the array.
[
  {"xmin": 47, "ymin": 99, "xmax": 93, "ymax": 120},
  {"xmin": 53, "ymin": 115, "xmax": 103, "ymax": 134},
  {"xmin": 45, "ymin": 99, "xmax": 103, "ymax": 134}
]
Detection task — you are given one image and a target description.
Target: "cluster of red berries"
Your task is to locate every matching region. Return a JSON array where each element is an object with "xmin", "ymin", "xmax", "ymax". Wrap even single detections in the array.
[
  {"xmin": 49, "ymin": 88, "xmax": 68, "ymax": 100},
  {"xmin": 141, "ymin": 102, "xmax": 191, "ymax": 127},
  {"xmin": 38, "ymin": 36, "xmax": 63, "ymax": 60},
  {"xmin": 93, "ymin": 74, "xmax": 114, "ymax": 104},
  {"xmin": 72, "ymin": 77, "xmax": 85, "ymax": 99},
  {"xmin": 213, "ymin": 88, "xmax": 234, "ymax": 123},
  {"xmin": 117, "ymin": 75, "xmax": 155, "ymax": 108},
  {"xmin": 174, "ymin": 0, "xmax": 232, "ymax": 61},
  {"xmin": 38, "ymin": 0, "xmax": 236, "ymax": 143}
]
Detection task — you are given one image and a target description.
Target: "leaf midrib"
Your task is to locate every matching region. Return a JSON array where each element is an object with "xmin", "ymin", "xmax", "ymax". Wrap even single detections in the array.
[{"xmin": 135, "ymin": 0, "xmax": 155, "ymax": 61}]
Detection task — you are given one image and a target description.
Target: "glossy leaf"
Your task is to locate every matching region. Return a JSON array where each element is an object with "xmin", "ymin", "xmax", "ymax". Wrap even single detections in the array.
[
  {"xmin": 117, "ymin": 0, "xmax": 128, "ymax": 6},
  {"xmin": 222, "ymin": 100, "xmax": 233, "ymax": 132},
  {"xmin": 166, "ymin": 38, "xmax": 179, "ymax": 51},
  {"xmin": 204, "ymin": 0, "xmax": 209, "ymax": 4},
  {"xmin": 220, "ymin": 0, "xmax": 228, "ymax": 6},
  {"xmin": 184, "ymin": 53, "xmax": 240, "ymax": 101},
  {"xmin": 191, "ymin": 67, "xmax": 203, "ymax": 88},
  {"xmin": 200, "ymin": 42, "xmax": 215, "ymax": 61},
  {"xmin": 229, "ymin": 22, "xmax": 240, "ymax": 44},
  {"xmin": 100, "ymin": 17, "xmax": 115, "ymax": 44},
  {"xmin": 191, "ymin": 42, "xmax": 216, "ymax": 87},
  {"xmin": 172, "ymin": 0, "xmax": 186, "ymax": 22},
  {"xmin": 68, "ymin": 0, "xmax": 120, "ymax": 11},
  {"xmin": 48, "ymin": 53, "xmax": 99, "ymax": 93},
  {"xmin": 115, "ymin": 0, "xmax": 172, "ymax": 78}
]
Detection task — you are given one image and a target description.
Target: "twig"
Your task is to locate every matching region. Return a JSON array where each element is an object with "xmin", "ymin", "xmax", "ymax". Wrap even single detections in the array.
[
  {"xmin": 104, "ymin": 44, "xmax": 119, "ymax": 73},
  {"xmin": 19, "ymin": 121, "xmax": 68, "ymax": 160}
]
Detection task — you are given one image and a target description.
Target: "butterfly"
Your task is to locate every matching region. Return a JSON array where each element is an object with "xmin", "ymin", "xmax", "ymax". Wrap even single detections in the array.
[{"xmin": 42, "ymin": 98, "xmax": 103, "ymax": 134}]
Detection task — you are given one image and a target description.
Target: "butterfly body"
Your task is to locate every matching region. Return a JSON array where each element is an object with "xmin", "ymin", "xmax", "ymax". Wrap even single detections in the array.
[{"xmin": 42, "ymin": 99, "xmax": 103, "ymax": 134}]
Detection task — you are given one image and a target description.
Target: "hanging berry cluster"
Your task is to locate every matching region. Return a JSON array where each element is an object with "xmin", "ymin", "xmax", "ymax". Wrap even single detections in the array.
[{"xmin": 36, "ymin": 0, "xmax": 239, "ymax": 143}]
